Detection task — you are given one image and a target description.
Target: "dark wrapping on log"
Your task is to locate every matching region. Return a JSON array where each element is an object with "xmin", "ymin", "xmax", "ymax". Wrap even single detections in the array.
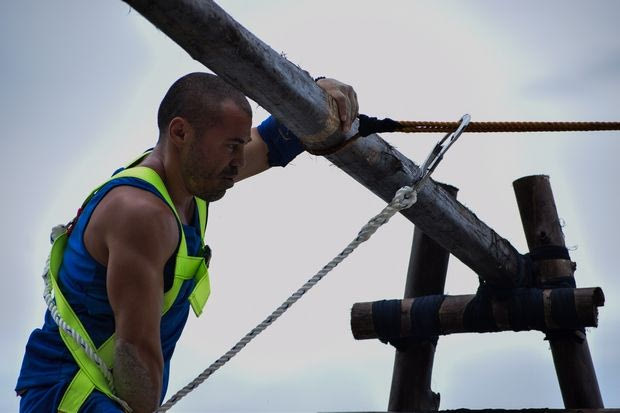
[
  {"xmin": 514, "ymin": 175, "xmax": 604, "ymax": 407},
  {"xmin": 353, "ymin": 287, "xmax": 603, "ymax": 343}
]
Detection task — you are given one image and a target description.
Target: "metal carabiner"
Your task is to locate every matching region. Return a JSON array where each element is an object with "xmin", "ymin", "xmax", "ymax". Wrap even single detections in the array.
[{"xmin": 414, "ymin": 114, "xmax": 470, "ymax": 190}]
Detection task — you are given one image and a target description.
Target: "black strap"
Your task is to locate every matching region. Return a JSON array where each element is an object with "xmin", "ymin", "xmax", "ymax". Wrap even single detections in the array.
[
  {"xmin": 527, "ymin": 245, "xmax": 570, "ymax": 261},
  {"xmin": 372, "ymin": 297, "xmax": 444, "ymax": 350},
  {"xmin": 372, "ymin": 300, "xmax": 402, "ymax": 346},
  {"xmin": 357, "ymin": 114, "xmax": 401, "ymax": 137},
  {"xmin": 521, "ymin": 246, "xmax": 575, "ymax": 288}
]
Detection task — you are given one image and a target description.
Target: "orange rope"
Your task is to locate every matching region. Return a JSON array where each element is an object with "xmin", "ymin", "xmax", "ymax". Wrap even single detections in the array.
[
  {"xmin": 395, "ymin": 120, "xmax": 620, "ymax": 133},
  {"xmin": 305, "ymin": 117, "xmax": 620, "ymax": 156}
]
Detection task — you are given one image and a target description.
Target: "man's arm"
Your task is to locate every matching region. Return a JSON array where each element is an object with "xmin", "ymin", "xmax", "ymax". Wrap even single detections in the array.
[
  {"xmin": 235, "ymin": 126, "xmax": 270, "ymax": 181},
  {"xmin": 236, "ymin": 77, "xmax": 359, "ymax": 181},
  {"xmin": 88, "ymin": 187, "xmax": 178, "ymax": 412}
]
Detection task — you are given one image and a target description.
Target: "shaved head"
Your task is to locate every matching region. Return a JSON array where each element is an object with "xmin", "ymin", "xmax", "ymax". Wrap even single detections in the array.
[{"xmin": 157, "ymin": 72, "xmax": 251, "ymax": 139}]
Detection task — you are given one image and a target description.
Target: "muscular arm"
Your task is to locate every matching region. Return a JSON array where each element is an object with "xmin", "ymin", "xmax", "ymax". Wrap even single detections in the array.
[
  {"xmin": 87, "ymin": 187, "xmax": 178, "ymax": 412},
  {"xmin": 236, "ymin": 126, "xmax": 269, "ymax": 181}
]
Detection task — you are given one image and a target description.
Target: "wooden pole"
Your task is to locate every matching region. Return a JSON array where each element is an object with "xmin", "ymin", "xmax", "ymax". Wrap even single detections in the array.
[
  {"xmin": 350, "ymin": 287, "xmax": 603, "ymax": 340},
  {"xmin": 513, "ymin": 175, "xmax": 603, "ymax": 408},
  {"xmin": 388, "ymin": 184, "xmax": 457, "ymax": 411},
  {"xmin": 122, "ymin": 0, "xmax": 527, "ymax": 288},
  {"xmin": 324, "ymin": 409, "xmax": 620, "ymax": 413}
]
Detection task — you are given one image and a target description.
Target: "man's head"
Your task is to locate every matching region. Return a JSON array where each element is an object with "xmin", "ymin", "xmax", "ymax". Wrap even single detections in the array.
[
  {"xmin": 158, "ymin": 72, "xmax": 251, "ymax": 140},
  {"xmin": 158, "ymin": 72, "xmax": 252, "ymax": 202}
]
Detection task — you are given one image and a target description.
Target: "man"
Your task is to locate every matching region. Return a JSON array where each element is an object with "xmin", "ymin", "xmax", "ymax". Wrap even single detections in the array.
[{"xmin": 16, "ymin": 72, "xmax": 359, "ymax": 412}]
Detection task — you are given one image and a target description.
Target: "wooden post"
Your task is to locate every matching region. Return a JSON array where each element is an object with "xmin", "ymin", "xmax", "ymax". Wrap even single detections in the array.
[
  {"xmin": 388, "ymin": 184, "xmax": 457, "ymax": 411},
  {"xmin": 123, "ymin": 0, "xmax": 528, "ymax": 288},
  {"xmin": 513, "ymin": 175, "xmax": 604, "ymax": 408},
  {"xmin": 350, "ymin": 287, "xmax": 603, "ymax": 339},
  {"xmin": 324, "ymin": 409, "xmax": 620, "ymax": 413}
]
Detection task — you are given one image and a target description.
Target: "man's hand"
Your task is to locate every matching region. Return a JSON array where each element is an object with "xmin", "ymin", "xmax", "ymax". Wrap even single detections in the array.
[
  {"xmin": 316, "ymin": 77, "xmax": 359, "ymax": 133},
  {"xmin": 238, "ymin": 77, "xmax": 359, "ymax": 181}
]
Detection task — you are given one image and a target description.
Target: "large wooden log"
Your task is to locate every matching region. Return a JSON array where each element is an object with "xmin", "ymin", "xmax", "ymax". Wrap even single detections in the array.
[
  {"xmin": 350, "ymin": 287, "xmax": 604, "ymax": 340},
  {"xmin": 513, "ymin": 175, "xmax": 603, "ymax": 408},
  {"xmin": 122, "ymin": 0, "xmax": 526, "ymax": 287},
  {"xmin": 388, "ymin": 184, "xmax": 457, "ymax": 411},
  {"xmin": 326, "ymin": 410, "xmax": 620, "ymax": 413}
]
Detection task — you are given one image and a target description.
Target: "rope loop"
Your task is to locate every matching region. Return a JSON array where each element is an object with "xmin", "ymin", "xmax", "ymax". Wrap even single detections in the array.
[{"xmin": 392, "ymin": 186, "xmax": 417, "ymax": 209}]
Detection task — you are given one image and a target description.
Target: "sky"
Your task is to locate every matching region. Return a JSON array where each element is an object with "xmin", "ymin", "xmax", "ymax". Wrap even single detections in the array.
[{"xmin": 1, "ymin": 0, "xmax": 619, "ymax": 411}]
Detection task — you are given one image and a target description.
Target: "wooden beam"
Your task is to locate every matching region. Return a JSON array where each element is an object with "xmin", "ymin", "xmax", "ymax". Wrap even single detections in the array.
[
  {"xmin": 513, "ymin": 175, "xmax": 604, "ymax": 408},
  {"xmin": 350, "ymin": 287, "xmax": 603, "ymax": 340},
  {"xmin": 388, "ymin": 184, "xmax": 457, "ymax": 411},
  {"xmin": 122, "ymin": 0, "xmax": 525, "ymax": 287},
  {"xmin": 324, "ymin": 408, "xmax": 620, "ymax": 413}
]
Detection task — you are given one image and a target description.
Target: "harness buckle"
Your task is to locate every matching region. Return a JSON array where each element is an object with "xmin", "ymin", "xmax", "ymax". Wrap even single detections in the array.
[{"xmin": 202, "ymin": 244, "xmax": 212, "ymax": 268}]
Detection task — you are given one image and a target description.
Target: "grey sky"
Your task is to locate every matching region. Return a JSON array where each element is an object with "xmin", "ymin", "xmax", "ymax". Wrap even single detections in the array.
[{"xmin": 1, "ymin": 1, "xmax": 618, "ymax": 411}]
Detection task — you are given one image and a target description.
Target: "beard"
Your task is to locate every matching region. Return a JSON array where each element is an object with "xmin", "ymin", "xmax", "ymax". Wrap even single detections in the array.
[
  {"xmin": 181, "ymin": 142, "xmax": 236, "ymax": 202},
  {"xmin": 200, "ymin": 188, "xmax": 227, "ymax": 202}
]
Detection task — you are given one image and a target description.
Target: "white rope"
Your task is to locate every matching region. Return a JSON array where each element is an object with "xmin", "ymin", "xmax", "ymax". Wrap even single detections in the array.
[
  {"xmin": 43, "ymin": 225, "xmax": 132, "ymax": 412},
  {"xmin": 156, "ymin": 185, "xmax": 418, "ymax": 412},
  {"xmin": 40, "ymin": 186, "xmax": 413, "ymax": 413},
  {"xmin": 43, "ymin": 110, "xmax": 467, "ymax": 411},
  {"xmin": 35, "ymin": 112, "xmax": 467, "ymax": 412}
]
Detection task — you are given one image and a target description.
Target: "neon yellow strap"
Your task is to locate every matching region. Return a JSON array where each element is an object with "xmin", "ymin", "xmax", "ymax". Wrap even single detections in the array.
[
  {"xmin": 80, "ymin": 166, "xmax": 212, "ymax": 316},
  {"xmin": 189, "ymin": 260, "xmax": 210, "ymax": 317},
  {"xmin": 197, "ymin": 197, "xmax": 208, "ymax": 240},
  {"xmin": 193, "ymin": 198, "xmax": 209, "ymax": 315},
  {"xmin": 59, "ymin": 336, "xmax": 116, "ymax": 412},
  {"xmin": 111, "ymin": 167, "xmax": 189, "ymax": 257},
  {"xmin": 109, "ymin": 167, "xmax": 211, "ymax": 316},
  {"xmin": 162, "ymin": 255, "xmax": 201, "ymax": 313},
  {"xmin": 50, "ymin": 233, "xmax": 116, "ymax": 411},
  {"xmin": 191, "ymin": 196, "xmax": 209, "ymax": 316},
  {"xmin": 58, "ymin": 373, "xmax": 95, "ymax": 413}
]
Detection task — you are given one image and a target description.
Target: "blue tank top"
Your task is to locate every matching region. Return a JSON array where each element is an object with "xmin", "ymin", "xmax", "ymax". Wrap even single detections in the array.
[{"xmin": 16, "ymin": 175, "xmax": 203, "ymax": 407}]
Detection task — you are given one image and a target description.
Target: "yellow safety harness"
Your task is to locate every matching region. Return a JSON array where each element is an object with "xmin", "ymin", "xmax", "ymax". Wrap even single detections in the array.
[{"xmin": 46, "ymin": 165, "xmax": 210, "ymax": 412}]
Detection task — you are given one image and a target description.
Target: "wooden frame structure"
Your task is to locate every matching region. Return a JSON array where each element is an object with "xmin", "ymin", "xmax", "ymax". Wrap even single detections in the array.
[
  {"xmin": 353, "ymin": 176, "xmax": 604, "ymax": 409},
  {"xmin": 122, "ymin": 1, "xmax": 607, "ymax": 410}
]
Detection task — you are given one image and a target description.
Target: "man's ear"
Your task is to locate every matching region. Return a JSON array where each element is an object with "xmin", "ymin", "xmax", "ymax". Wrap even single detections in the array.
[{"xmin": 168, "ymin": 117, "xmax": 193, "ymax": 147}]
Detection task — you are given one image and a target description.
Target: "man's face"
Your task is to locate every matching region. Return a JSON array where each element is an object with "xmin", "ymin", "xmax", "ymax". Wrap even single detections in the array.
[{"xmin": 180, "ymin": 99, "xmax": 252, "ymax": 202}]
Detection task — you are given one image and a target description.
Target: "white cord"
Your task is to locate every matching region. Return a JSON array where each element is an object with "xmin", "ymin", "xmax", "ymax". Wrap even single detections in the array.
[
  {"xmin": 156, "ymin": 185, "xmax": 418, "ymax": 411},
  {"xmin": 43, "ymin": 225, "xmax": 132, "ymax": 412}
]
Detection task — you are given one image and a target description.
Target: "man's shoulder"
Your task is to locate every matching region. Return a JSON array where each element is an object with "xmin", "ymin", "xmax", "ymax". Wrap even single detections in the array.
[
  {"xmin": 92, "ymin": 186, "xmax": 179, "ymax": 247},
  {"xmin": 83, "ymin": 184, "xmax": 180, "ymax": 268},
  {"xmin": 101, "ymin": 183, "xmax": 171, "ymax": 215}
]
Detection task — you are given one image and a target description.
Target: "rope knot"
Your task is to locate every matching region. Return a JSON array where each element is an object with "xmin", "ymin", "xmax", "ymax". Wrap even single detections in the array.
[{"xmin": 393, "ymin": 186, "xmax": 417, "ymax": 209}]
